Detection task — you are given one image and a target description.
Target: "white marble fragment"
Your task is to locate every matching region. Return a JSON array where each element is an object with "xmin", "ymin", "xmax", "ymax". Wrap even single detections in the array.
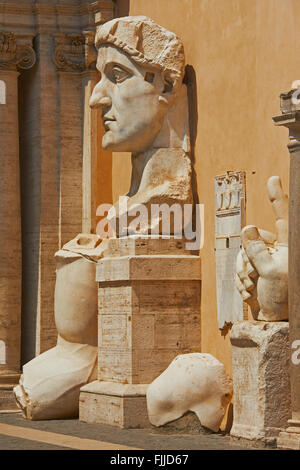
[
  {"xmin": 235, "ymin": 176, "xmax": 288, "ymax": 321},
  {"xmin": 13, "ymin": 235, "xmax": 101, "ymax": 420},
  {"xmin": 146, "ymin": 353, "xmax": 232, "ymax": 432}
]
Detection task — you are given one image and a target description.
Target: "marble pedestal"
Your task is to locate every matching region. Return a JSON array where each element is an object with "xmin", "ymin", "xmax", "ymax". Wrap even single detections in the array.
[
  {"xmin": 79, "ymin": 237, "xmax": 201, "ymax": 428},
  {"xmin": 230, "ymin": 321, "xmax": 291, "ymax": 446}
]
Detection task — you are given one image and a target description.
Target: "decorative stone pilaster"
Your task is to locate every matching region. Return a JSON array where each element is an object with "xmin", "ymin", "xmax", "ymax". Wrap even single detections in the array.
[
  {"xmin": 273, "ymin": 83, "xmax": 300, "ymax": 449},
  {"xmin": 0, "ymin": 33, "xmax": 36, "ymax": 411},
  {"xmin": 53, "ymin": 32, "xmax": 100, "ymax": 243}
]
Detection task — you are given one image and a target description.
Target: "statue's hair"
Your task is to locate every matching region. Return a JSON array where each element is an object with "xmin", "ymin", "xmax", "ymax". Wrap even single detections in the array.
[{"xmin": 95, "ymin": 16, "xmax": 185, "ymax": 89}]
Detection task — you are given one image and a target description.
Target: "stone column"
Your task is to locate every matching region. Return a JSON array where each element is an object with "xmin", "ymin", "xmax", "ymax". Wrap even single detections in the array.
[
  {"xmin": 0, "ymin": 33, "xmax": 35, "ymax": 410},
  {"xmin": 274, "ymin": 84, "xmax": 300, "ymax": 449}
]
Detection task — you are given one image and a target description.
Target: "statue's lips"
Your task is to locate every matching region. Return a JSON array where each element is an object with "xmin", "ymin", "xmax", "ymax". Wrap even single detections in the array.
[{"xmin": 102, "ymin": 117, "xmax": 116, "ymax": 131}]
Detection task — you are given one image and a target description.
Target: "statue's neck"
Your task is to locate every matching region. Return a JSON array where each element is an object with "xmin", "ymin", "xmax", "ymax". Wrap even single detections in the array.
[
  {"xmin": 127, "ymin": 146, "xmax": 191, "ymax": 203},
  {"xmin": 128, "ymin": 150, "xmax": 153, "ymax": 196},
  {"xmin": 127, "ymin": 83, "xmax": 190, "ymax": 198}
]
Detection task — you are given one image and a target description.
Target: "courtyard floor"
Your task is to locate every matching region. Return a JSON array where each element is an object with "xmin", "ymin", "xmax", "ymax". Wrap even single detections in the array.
[{"xmin": 0, "ymin": 412, "xmax": 267, "ymax": 451}]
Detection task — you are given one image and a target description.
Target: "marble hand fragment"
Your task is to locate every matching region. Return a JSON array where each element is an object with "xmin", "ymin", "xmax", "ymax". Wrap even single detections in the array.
[{"xmin": 236, "ymin": 176, "xmax": 288, "ymax": 321}]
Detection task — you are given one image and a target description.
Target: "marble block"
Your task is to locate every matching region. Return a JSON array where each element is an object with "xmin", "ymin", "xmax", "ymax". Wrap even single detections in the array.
[
  {"xmin": 80, "ymin": 382, "xmax": 150, "ymax": 428},
  {"xmin": 230, "ymin": 321, "xmax": 291, "ymax": 445},
  {"xmin": 79, "ymin": 236, "xmax": 201, "ymax": 428}
]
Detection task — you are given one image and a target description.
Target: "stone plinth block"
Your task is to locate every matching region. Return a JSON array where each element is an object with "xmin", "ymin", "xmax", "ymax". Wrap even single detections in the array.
[
  {"xmin": 96, "ymin": 254, "xmax": 201, "ymax": 384},
  {"xmin": 80, "ymin": 381, "xmax": 150, "ymax": 428},
  {"xmin": 230, "ymin": 321, "xmax": 291, "ymax": 445},
  {"xmin": 277, "ymin": 419, "xmax": 300, "ymax": 449},
  {"xmin": 103, "ymin": 236, "xmax": 192, "ymax": 257},
  {"xmin": 79, "ymin": 237, "xmax": 201, "ymax": 428}
]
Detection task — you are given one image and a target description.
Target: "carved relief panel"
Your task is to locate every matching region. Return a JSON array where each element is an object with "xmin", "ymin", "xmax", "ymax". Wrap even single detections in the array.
[
  {"xmin": 53, "ymin": 32, "xmax": 97, "ymax": 72},
  {"xmin": 215, "ymin": 171, "xmax": 246, "ymax": 329},
  {"xmin": 0, "ymin": 32, "xmax": 36, "ymax": 71}
]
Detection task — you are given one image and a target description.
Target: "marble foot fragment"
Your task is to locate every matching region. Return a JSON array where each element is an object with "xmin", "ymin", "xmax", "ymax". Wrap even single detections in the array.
[{"xmin": 14, "ymin": 337, "xmax": 97, "ymax": 420}]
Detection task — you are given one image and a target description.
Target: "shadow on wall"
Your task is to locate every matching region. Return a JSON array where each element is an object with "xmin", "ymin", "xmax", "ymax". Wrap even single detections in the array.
[
  {"xmin": 116, "ymin": 0, "xmax": 129, "ymax": 17},
  {"xmin": 184, "ymin": 65, "xmax": 200, "ymax": 237},
  {"xmin": 18, "ymin": 36, "xmax": 41, "ymax": 365}
]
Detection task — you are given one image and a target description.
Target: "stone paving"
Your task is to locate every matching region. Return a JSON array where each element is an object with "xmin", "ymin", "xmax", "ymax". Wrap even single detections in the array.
[{"xmin": 0, "ymin": 412, "xmax": 268, "ymax": 451}]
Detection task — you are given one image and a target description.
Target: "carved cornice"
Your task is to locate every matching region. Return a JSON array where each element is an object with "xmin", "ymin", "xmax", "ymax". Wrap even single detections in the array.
[
  {"xmin": 53, "ymin": 32, "xmax": 97, "ymax": 73},
  {"xmin": 87, "ymin": 0, "xmax": 114, "ymax": 26},
  {"xmin": 0, "ymin": 2, "xmax": 114, "ymax": 34},
  {"xmin": 0, "ymin": 1, "xmax": 114, "ymax": 16},
  {"xmin": 0, "ymin": 3, "xmax": 33, "ymax": 15},
  {"xmin": 0, "ymin": 32, "xmax": 36, "ymax": 71}
]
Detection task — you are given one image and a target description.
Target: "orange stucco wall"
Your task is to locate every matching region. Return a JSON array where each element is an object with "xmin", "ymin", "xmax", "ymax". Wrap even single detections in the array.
[{"xmin": 107, "ymin": 0, "xmax": 298, "ymax": 379}]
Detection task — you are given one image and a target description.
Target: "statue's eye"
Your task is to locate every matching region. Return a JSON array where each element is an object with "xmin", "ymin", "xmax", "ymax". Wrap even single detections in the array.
[{"xmin": 112, "ymin": 66, "xmax": 130, "ymax": 83}]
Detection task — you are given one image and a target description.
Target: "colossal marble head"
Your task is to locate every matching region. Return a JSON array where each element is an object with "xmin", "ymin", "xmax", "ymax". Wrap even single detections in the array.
[{"xmin": 90, "ymin": 16, "xmax": 185, "ymax": 153}]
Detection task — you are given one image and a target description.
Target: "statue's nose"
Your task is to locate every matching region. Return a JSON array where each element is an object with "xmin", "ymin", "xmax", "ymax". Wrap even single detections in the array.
[{"xmin": 89, "ymin": 82, "xmax": 112, "ymax": 109}]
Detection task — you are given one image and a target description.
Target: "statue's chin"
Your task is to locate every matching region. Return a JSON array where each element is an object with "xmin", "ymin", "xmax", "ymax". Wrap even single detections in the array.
[
  {"xmin": 102, "ymin": 132, "xmax": 116, "ymax": 151},
  {"xmin": 102, "ymin": 132, "xmax": 146, "ymax": 153},
  {"xmin": 102, "ymin": 127, "xmax": 160, "ymax": 153},
  {"xmin": 101, "ymin": 132, "xmax": 130, "ymax": 152}
]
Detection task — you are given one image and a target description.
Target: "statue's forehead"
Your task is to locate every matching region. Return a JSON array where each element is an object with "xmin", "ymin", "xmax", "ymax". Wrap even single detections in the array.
[{"xmin": 96, "ymin": 44, "xmax": 138, "ymax": 71}]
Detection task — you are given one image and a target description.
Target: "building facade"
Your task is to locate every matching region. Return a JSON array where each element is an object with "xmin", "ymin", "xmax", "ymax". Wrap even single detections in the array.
[{"xmin": 0, "ymin": 0, "xmax": 298, "ymax": 434}]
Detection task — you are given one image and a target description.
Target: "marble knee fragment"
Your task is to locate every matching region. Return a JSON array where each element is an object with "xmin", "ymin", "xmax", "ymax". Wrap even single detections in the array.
[{"xmin": 146, "ymin": 353, "xmax": 232, "ymax": 432}]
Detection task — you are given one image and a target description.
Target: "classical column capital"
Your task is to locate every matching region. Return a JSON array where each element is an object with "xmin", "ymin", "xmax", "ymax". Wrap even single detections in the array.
[
  {"xmin": 273, "ymin": 83, "xmax": 300, "ymax": 143},
  {"xmin": 0, "ymin": 33, "xmax": 36, "ymax": 72},
  {"xmin": 53, "ymin": 33, "xmax": 97, "ymax": 73}
]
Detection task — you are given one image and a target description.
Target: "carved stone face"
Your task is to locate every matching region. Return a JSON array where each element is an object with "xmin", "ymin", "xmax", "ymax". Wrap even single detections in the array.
[{"xmin": 90, "ymin": 44, "xmax": 171, "ymax": 153}]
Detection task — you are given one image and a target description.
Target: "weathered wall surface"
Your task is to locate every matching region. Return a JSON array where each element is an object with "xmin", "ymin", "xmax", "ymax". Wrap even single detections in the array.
[
  {"xmin": 0, "ymin": 0, "xmax": 115, "ymax": 364},
  {"xmin": 0, "ymin": 0, "xmax": 295, "ymax": 404},
  {"xmin": 111, "ymin": 0, "xmax": 299, "ymax": 375}
]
